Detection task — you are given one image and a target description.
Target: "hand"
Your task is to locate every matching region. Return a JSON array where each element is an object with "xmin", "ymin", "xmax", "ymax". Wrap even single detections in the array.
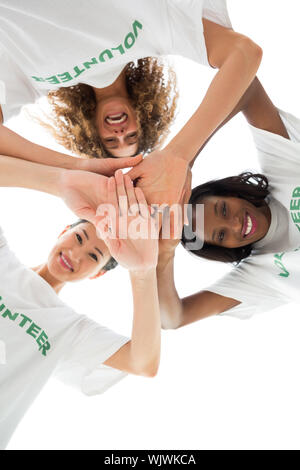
[
  {"xmin": 96, "ymin": 170, "xmax": 159, "ymax": 272},
  {"xmin": 58, "ymin": 169, "xmax": 109, "ymax": 224},
  {"xmin": 159, "ymin": 168, "xmax": 192, "ymax": 257},
  {"xmin": 127, "ymin": 149, "xmax": 190, "ymax": 208},
  {"xmin": 76, "ymin": 154, "xmax": 143, "ymax": 176}
]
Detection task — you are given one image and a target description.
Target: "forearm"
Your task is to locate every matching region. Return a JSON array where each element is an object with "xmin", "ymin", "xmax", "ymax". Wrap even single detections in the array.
[
  {"xmin": 190, "ymin": 77, "xmax": 289, "ymax": 166},
  {"xmin": 157, "ymin": 253, "xmax": 183, "ymax": 330},
  {"xmin": 0, "ymin": 154, "xmax": 63, "ymax": 196},
  {"xmin": 166, "ymin": 42, "xmax": 262, "ymax": 163},
  {"xmin": 129, "ymin": 268, "xmax": 161, "ymax": 376},
  {"xmin": 0, "ymin": 124, "xmax": 80, "ymax": 170}
]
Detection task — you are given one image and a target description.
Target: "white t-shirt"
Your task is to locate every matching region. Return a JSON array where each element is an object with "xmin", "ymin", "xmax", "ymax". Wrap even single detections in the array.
[
  {"xmin": 0, "ymin": 0, "xmax": 232, "ymax": 122},
  {"xmin": 0, "ymin": 226, "xmax": 130, "ymax": 450},
  {"xmin": 206, "ymin": 109, "xmax": 300, "ymax": 319}
]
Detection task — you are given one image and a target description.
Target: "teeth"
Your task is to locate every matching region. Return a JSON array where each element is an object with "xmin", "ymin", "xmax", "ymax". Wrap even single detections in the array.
[
  {"xmin": 106, "ymin": 113, "xmax": 127, "ymax": 125},
  {"xmin": 61, "ymin": 253, "xmax": 72, "ymax": 270},
  {"xmin": 244, "ymin": 214, "xmax": 252, "ymax": 236}
]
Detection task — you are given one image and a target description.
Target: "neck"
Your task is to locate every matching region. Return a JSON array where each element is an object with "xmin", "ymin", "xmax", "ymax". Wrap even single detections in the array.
[
  {"xmin": 261, "ymin": 200, "xmax": 272, "ymax": 228},
  {"xmin": 31, "ymin": 263, "xmax": 65, "ymax": 294},
  {"xmin": 92, "ymin": 68, "xmax": 128, "ymax": 102}
]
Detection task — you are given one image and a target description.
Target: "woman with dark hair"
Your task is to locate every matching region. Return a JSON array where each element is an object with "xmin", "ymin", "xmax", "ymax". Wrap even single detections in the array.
[
  {"xmin": 0, "ymin": 158, "xmax": 161, "ymax": 449},
  {"xmin": 0, "ymin": 1, "xmax": 262, "ymax": 210},
  {"xmin": 156, "ymin": 77, "xmax": 300, "ymax": 327},
  {"xmin": 181, "ymin": 171, "xmax": 271, "ymax": 264}
]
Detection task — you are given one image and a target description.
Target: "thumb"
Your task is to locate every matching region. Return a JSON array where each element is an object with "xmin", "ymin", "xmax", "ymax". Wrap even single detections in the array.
[{"xmin": 112, "ymin": 153, "xmax": 143, "ymax": 171}]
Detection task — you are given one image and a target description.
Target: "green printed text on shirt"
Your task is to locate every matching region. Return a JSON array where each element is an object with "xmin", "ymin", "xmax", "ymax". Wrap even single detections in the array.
[
  {"xmin": 0, "ymin": 296, "xmax": 51, "ymax": 356},
  {"xmin": 31, "ymin": 20, "xmax": 143, "ymax": 85},
  {"xmin": 290, "ymin": 186, "xmax": 300, "ymax": 232},
  {"xmin": 273, "ymin": 247, "xmax": 300, "ymax": 277}
]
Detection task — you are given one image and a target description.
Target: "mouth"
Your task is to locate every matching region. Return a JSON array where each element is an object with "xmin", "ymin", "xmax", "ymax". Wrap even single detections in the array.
[
  {"xmin": 242, "ymin": 211, "xmax": 257, "ymax": 239},
  {"xmin": 59, "ymin": 252, "xmax": 74, "ymax": 272},
  {"xmin": 105, "ymin": 113, "xmax": 128, "ymax": 126}
]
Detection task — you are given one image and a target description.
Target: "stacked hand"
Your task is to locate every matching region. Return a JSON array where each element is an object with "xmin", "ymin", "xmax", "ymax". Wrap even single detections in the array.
[
  {"xmin": 77, "ymin": 154, "xmax": 143, "ymax": 176},
  {"xmin": 127, "ymin": 149, "xmax": 191, "ymax": 209},
  {"xmin": 159, "ymin": 167, "xmax": 192, "ymax": 258},
  {"xmin": 96, "ymin": 170, "xmax": 159, "ymax": 272},
  {"xmin": 57, "ymin": 154, "xmax": 143, "ymax": 225}
]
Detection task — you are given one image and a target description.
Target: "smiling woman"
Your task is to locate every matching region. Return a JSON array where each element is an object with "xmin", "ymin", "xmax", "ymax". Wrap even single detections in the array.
[
  {"xmin": 38, "ymin": 219, "xmax": 118, "ymax": 288},
  {"xmin": 34, "ymin": 59, "xmax": 178, "ymax": 159},
  {"xmin": 0, "ymin": 159, "xmax": 162, "ymax": 450},
  {"xmin": 182, "ymin": 172, "xmax": 271, "ymax": 262}
]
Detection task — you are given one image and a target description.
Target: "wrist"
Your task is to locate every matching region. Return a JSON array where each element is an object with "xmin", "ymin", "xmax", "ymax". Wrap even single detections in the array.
[
  {"xmin": 157, "ymin": 250, "xmax": 175, "ymax": 270},
  {"xmin": 129, "ymin": 267, "xmax": 157, "ymax": 282},
  {"xmin": 163, "ymin": 140, "xmax": 194, "ymax": 164}
]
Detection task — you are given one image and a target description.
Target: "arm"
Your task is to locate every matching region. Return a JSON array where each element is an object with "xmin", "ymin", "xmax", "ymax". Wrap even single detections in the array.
[
  {"xmin": 166, "ymin": 19, "xmax": 263, "ymax": 163},
  {"xmin": 190, "ymin": 76, "xmax": 290, "ymax": 166},
  {"xmin": 0, "ymin": 154, "xmax": 113, "ymax": 224},
  {"xmin": 128, "ymin": 21, "xmax": 262, "ymax": 206},
  {"xmin": 104, "ymin": 268, "xmax": 160, "ymax": 377},
  {"xmin": 100, "ymin": 172, "xmax": 161, "ymax": 376},
  {"xmin": 0, "ymin": 122, "xmax": 83, "ymax": 170},
  {"xmin": 0, "ymin": 120, "xmax": 143, "ymax": 174},
  {"xmin": 157, "ymin": 251, "xmax": 240, "ymax": 330}
]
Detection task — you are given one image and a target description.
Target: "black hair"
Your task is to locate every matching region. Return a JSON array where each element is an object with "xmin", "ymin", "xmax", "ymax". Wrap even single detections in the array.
[
  {"xmin": 69, "ymin": 219, "xmax": 118, "ymax": 272},
  {"xmin": 181, "ymin": 172, "xmax": 270, "ymax": 265}
]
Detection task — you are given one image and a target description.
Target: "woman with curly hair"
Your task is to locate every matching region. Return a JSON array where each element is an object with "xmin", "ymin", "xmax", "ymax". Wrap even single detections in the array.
[
  {"xmin": 156, "ymin": 77, "xmax": 300, "ymax": 327},
  {"xmin": 0, "ymin": 1, "xmax": 262, "ymax": 209}
]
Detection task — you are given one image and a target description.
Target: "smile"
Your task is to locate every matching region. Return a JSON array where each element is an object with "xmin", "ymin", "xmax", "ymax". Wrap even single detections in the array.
[
  {"xmin": 59, "ymin": 252, "xmax": 74, "ymax": 272},
  {"xmin": 105, "ymin": 113, "xmax": 128, "ymax": 126},
  {"xmin": 242, "ymin": 212, "xmax": 257, "ymax": 238}
]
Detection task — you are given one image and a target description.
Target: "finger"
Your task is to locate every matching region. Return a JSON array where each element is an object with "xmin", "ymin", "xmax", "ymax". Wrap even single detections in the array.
[
  {"xmin": 96, "ymin": 177, "xmax": 119, "ymax": 234},
  {"xmin": 107, "ymin": 176, "xmax": 119, "ymax": 207},
  {"xmin": 135, "ymin": 187, "xmax": 149, "ymax": 219},
  {"xmin": 126, "ymin": 158, "xmax": 143, "ymax": 181},
  {"xmin": 124, "ymin": 175, "xmax": 139, "ymax": 214},
  {"xmin": 114, "ymin": 169, "xmax": 128, "ymax": 216},
  {"xmin": 110, "ymin": 154, "xmax": 143, "ymax": 172}
]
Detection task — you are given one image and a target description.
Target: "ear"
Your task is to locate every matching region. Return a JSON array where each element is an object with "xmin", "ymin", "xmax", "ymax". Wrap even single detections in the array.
[
  {"xmin": 58, "ymin": 225, "xmax": 71, "ymax": 238},
  {"xmin": 89, "ymin": 269, "xmax": 107, "ymax": 280}
]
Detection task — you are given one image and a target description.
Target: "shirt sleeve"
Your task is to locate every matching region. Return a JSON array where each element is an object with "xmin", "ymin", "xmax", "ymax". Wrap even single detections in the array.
[
  {"xmin": 0, "ymin": 46, "xmax": 43, "ymax": 122},
  {"xmin": 52, "ymin": 316, "xmax": 130, "ymax": 396},
  {"xmin": 205, "ymin": 260, "xmax": 290, "ymax": 320},
  {"xmin": 249, "ymin": 108, "xmax": 300, "ymax": 178},
  {"xmin": 165, "ymin": 0, "xmax": 232, "ymax": 67}
]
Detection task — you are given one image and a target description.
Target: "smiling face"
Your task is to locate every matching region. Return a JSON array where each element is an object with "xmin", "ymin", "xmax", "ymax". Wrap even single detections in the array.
[
  {"xmin": 95, "ymin": 96, "xmax": 139, "ymax": 158},
  {"xmin": 47, "ymin": 222, "xmax": 112, "ymax": 282},
  {"xmin": 194, "ymin": 195, "xmax": 271, "ymax": 249}
]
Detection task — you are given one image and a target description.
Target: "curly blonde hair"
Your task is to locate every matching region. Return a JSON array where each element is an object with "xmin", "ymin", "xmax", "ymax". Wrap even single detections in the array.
[{"xmin": 35, "ymin": 57, "xmax": 178, "ymax": 158}]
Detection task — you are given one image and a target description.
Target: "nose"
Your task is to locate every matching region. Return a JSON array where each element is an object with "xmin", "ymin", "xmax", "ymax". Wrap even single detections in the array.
[
  {"xmin": 68, "ymin": 246, "xmax": 81, "ymax": 265},
  {"xmin": 231, "ymin": 215, "xmax": 243, "ymax": 235},
  {"xmin": 113, "ymin": 127, "xmax": 125, "ymax": 135}
]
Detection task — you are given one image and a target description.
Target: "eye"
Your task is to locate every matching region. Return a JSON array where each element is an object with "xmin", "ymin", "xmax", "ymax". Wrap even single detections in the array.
[
  {"xmin": 89, "ymin": 253, "xmax": 98, "ymax": 262},
  {"xmin": 76, "ymin": 233, "xmax": 83, "ymax": 244},
  {"xmin": 218, "ymin": 230, "xmax": 225, "ymax": 242},
  {"xmin": 222, "ymin": 202, "xmax": 227, "ymax": 217}
]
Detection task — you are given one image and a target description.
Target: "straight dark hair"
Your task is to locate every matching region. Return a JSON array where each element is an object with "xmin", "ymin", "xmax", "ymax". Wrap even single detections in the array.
[{"xmin": 181, "ymin": 172, "xmax": 270, "ymax": 264}]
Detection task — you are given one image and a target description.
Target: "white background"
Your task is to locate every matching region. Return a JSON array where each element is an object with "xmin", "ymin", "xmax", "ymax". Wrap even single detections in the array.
[{"xmin": 3, "ymin": 0, "xmax": 300, "ymax": 450}]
